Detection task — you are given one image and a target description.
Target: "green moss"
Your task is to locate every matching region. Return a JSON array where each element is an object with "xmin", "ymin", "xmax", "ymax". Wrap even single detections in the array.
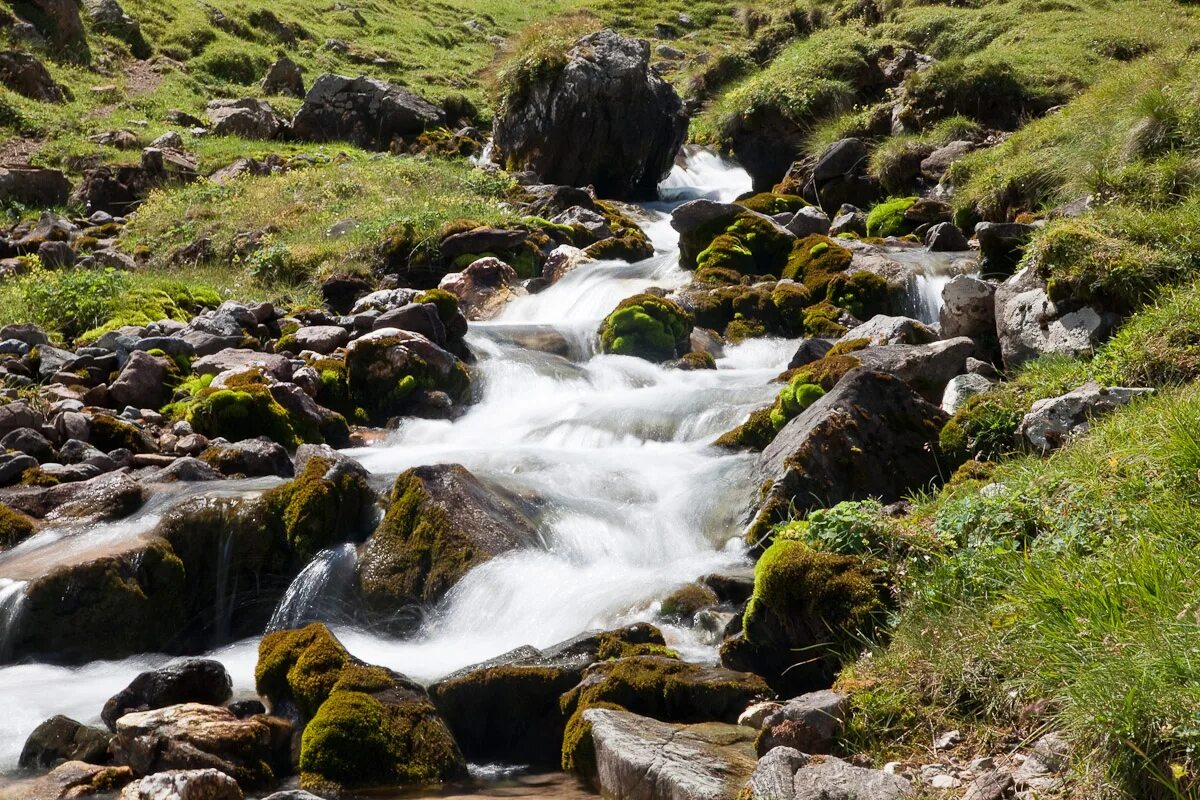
[
  {"xmin": 561, "ymin": 701, "xmax": 624, "ymax": 775},
  {"xmin": 828, "ymin": 338, "xmax": 871, "ymax": 356},
  {"xmin": 827, "ymin": 272, "xmax": 891, "ymax": 321},
  {"xmin": 19, "ymin": 467, "xmax": 60, "ymax": 487},
  {"xmin": 263, "ymin": 457, "xmax": 374, "ymax": 561},
  {"xmin": 715, "ymin": 405, "xmax": 778, "ymax": 451},
  {"xmin": 594, "ymin": 625, "xmax": 677, "ymax": 661},
  {"xmin": 802, "ymin": 303, "xmax": 849, "ymax": 339},
  {"xmin": 88, "ymin": 413, "xmax": 151, "ymax": 453},
  {"xmin": 783, "ymin": 235, "xmax": 853, "ymax": 298},
  {"xmin": 185, "ymin": 381, "xmax": 315, "ymax": 449},
  {"xmin": 256, "ymin": 623, "xmax": 353, "ymax": 720},
  {"xmin": 772, "ymin": 379, "xmax": 825, "ymax": 427},
  {"xmin": 787, "ymin": 353, "xmax": 861, "ymax": 392},
  {"xmin": 584, "ymin": 234, "xmax": 655, "ymax": 263},
  {"xmin": 0, "ymin": 505, "xmax": 36, "ymax": 551},
  {"xmin": 738, "ymin": 193, "xmax": 809, "ymax": 215},
  {"xmin": 345, "ymin": 335, "xmax": 471, "ymax": 424},
  {"xmin": 599, "ymin": 293, "xmax": 694, "ymax": 363},
  {"xmin": 695, "ymin": 213, "xmax": 794, "ymax": 277},
  {"xmin": 659, "ymin": 584, "xmax": 720, "ymax": 621},
  {"xmin": 770, "ymin": 282, "xmax": 812, "ymax": 335},
  {"xmin": 865, "ymin": 197, "xmax": 918, "ymax": 238},
  {"xmin": 415, "ymin": 289, "xmax": 460, "ymax": 326}
]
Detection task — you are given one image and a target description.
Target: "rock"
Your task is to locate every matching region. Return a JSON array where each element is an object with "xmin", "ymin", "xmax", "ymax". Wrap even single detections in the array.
[
  {"xmin": 0, "ymin": 450, "xmax": 39, "ymax": 485},
  {"xmin": 206, "ymin": 98, "xmax": 286, "ymax": 140},
  {"xmin": 1012, "ymin": 732, "xmax": 1068, "ymax": 792},
  {"xmin": 357, "ymin": 464, "xmax": 540, "ymax": 622},
  {"xmin": 1019, "ymin": 382, "xmax": 1152, "ymax": 452},
  {"xmin": 102, "ymin": 660, "xmax": 233, "ymax": 730},
  {"xmin": 830, "ymin": 211, "xmax": 867, "ymax": 237},
  {"xmin": 82, "ymin": 0, "xmax": 148, "ymax": 57},
  {"xmin": 851, "ymin": 337, "xmax": 975, "ymax": 401},
  {"xmin": 552, "ymin": 206, "xmax": 614, "ymax": 242},
  {"xmin": 261, "ymin": 793, "xmax": 322, "ymax": 800},
  {"xmin": 0, "ymin": 50, "xmax": 65, "ymax": 102},
  {"xmin": 841, "ymin": 315, "xmax": 937, "ymax": 346},
  {"xmin": 962, "ymin": 770, "xmax": 1014, "ymax": 800},
  {"xmin": 669, "ymin": 199, "xmax": 745, "ymax": 267},
  {"xmin": 290, "ymin": 325, "xmax": 350, "ymax": 354},
  {"xmin": 144, "ymin": 456, "xmax": 222, "ymax": 482},
  {"xmin": 28, "ymin": 0, "xmax": 84, "ymax": 45},
  {"xmin": 110, "ymin": 703, "xmax": 281, "ymax": 788},
  {"xmin": 993, "ymin": 268, "xmax": 1110, "ymax": 368},
  {"xmin": 813, "ymin": 139, "xmax": 869, "ymax": 185},
  {"xmin": 585, "ymin": 708, "xmax": 757, "ymax": 799},
  {"xmin": 755, "ymin": 690, "xmax": 848, "ymax": 756},
  {"xmin": 975, "ymin": 222, "xmax": 1035, "ymax": 277},
  {"xmin": 1, "ymin": 427, "xmax": 54, "ymax": 461},
  {"xmin": 200, "ymin": 438, "xmax": 293, "ymax": 477},
  {"xmin": 344, "ymin": 328, "xmax": 469, "ymax": 423},
  {"xmin": 494, "ymin": 29, "xmax": 687, "ymax": 199},
  {"xmin": 3, "ymin": 761, "xmax": 134, "ymax": 800},
  {"xmin": 19, "ymin": 715, "xmax": 112, "ymax": 769},
  {"xmin": 925, "ymin": 221, "xmax": 970, "ymax": 252},
  {"xmin": 786, "ymin": 207, "xmax": 831, "ymax": 237},
  {"xmin": 738, "ymin": 702, "xmax": 784, "ymax": 730},
  {"xmin": 439, "ymin": 257, "xmax": 526, "ymax": 321},
  {"xmin": 746, "ymin": 748, "xmax": 911, "ymax": 800},
  {"xmin": 939, "ymin": 275, "xmax": 995, "ymax": 339},
  {"xmin": 320, "ymin": 274, "xmax": 373, "ymax": 315},
  {"xmin": 941, "ymin": 373, "xmax": 993, "ymax": 414},
  {"xmin": 193, "ymin": 349, "xmax": 292, "ymax": 382},
  {"xmin": 439, "ymin": 226, "xmax": 529, "ymax": 261},
  {"xmin": 751, "ymin": 369, "xmax": 952, "ymax": 536},
  {"xmin": 38, "ymin": 239, "xmax": 74, "ymax": 267},
  {"xmin": 108, "ymin": 350, "xmax": 170, "ymax": 410},
  {"xmin": 373, "ymin": 302, "xmax": 446, "ymax": 346},
  {"xmin": 788, "ymin": 339, "xmax": 835, "ymax": 370},
  {"xmin": 290, "ymin": 73, "xmax": 446, "ymax": 150},
  {"xmin": 542, "ymin": 244, "xmax": 593, "ymax": 284},
  {"xmin": 119, "ymin": 769, "xmax": 243, "ymax": 800},
  {"xmin": 262, "ymin": 56, "xmax": 304, "ymax": 96},
  {"xmin": 0, "ymin": 167, "xmax": 71, "ymax": 207},
  {"xmin": 921, "ymin": 140, "xmax": 974, "ymax": 180}
]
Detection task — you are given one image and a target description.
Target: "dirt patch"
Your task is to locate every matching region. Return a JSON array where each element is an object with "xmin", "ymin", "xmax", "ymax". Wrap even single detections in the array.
[{"xmin": 0, "ymin": 137, "xmax": 43, "ymax": 167}]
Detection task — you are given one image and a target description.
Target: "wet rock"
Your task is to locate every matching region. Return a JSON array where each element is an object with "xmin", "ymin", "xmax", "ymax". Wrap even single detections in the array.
[
  {"xmin": 552, "ymin": 206, "xmax": 614, "ymax": 243},
  {"xmin": 494, "ymin": 29, "xmax": 687, "ymax": 199},
  {"xmin": 357, "ymin": 464, "xmax": 540, "ymax": 622},
  {"xmin": 0, "ymin": 167, "xmax": 71, "ymax": 207},
  {"xmin": 262, "ymin": 56, "xmax": 304, "ymax": 97},
  {"xmin": 751, "ymin": 369, "xmax": 952, "ymax": 535},
  {"xmin": 102, "ymin": 660, "xmax": 233, "ymax": 730},
  {"xmin": 290, "ymin": 74, "xmax": 445, "ymax": 150},
  {"xmin": 439, "ymin": 257, "xmax": 526, "ymax": 321},
  {"xmin": 43, "ymin": 470, "xmax": 144, "ymax": 524},
  {"xmin": 200, "ymin": 438, "xmax": 293, "ymax": 477},
  {"xmin": 0, "ymin": 50, "xmax": 66, "ymax": 102},
  {"xmin": 1019, "ymin": 382, "xmax": 1152, "ymax": 452},
  {"xmin": 19, "ymin": 715, "xmax": 112, "ymax": 769},
  {"xmin": 542, "ymin": 244, "xmax": 594, "ymax": 284},
  {"xmin": 754, "ymin": 690, "xmax": 848, "ymax": 756},
  {"xmin": 744, "ymin": 747, "xmax": 911, "ymax": 800},
  {"xmin": 109, "ymin": 350, "xmax": 171, "ymax": 410},
  {"xmin": 786, "ymin": 206, "xmax": 832, "ymax": 238},
  {"xmin": 118, "ymin": 768, "xmax": 243, "ymax": 800},
  {"xmin": 110, "ymin": 703, "xmax": 282, "ymax": 788},
  {"xmin": 925, "ymin": 221, "xmax": 970, "ymax": 252},
  {"xmin": 2, "ymin": 761, "xmax": 134, "ymax": 800},
  {"xmin": 584, "ymin": 708, "xmax": 757, "ymax": 797},
  {"xmin": 940, "ymin": 275, "xmax": 995, "ymax": 339},
  {"xmin": 975, "ymin": 222, "xmax": 1035, "ymax": 277},
  {"xmin": 842, "ymin": 315, "xmax": 937, "ymax": 346},
  {"xmin": 206, "ymin": 98, "xmax": 286, "ymax": 139},
  {"xmin": 941, "ymin": 372, "xmax": 993, "ymax": 415},
  {"xmin": 144, "ymin": 456, "xmax": 222, "ymax": 482},
  {"xmin": 344, "ymin": 328, "xmax": 469, "ymax": 423}
]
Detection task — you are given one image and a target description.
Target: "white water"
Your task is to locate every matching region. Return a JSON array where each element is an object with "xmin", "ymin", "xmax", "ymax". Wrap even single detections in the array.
[
  {"xmin": 885, "ymin": 248, "xmax": 979, "ymax": 324},
  {"xmin": 0, "ymin": 152, "xmax": 787, "ymax": 770}
]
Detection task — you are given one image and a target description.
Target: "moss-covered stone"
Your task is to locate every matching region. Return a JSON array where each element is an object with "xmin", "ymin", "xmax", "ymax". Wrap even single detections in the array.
[
  {"xmin": 717, "ymin": 376, "xmax": 825, "ymax": 452},
  {"xmin": 415, "ymin": 288, "xmax": 460, "ymax": 326},
  {"xmin": 263, "ymin": 456, "xmax": 375, "ymax": 562},
  {"xmin": 827, "ymin": 272, "xmax": 891, "ymax": 320},
  {"xmin": 659, "ymin": 583, "xmax": 720, "ymax": 622},
  {"xmin": 256, "ymin": 623, "xmax": 353, "ymax": 719},
  {"xmin": 344, "ymin": 331, "xmax": 471, "ymax": 425},
  {"xmin": 88, "ymin": 413, "xmax": 154, "ymax": 453},
  {"xmin": 561, "ymin": 700, "xmax": 624, "ymax": 775},
  {"xmin": 0, "ymin": 504, "xmax": 36, "ymax": 551},
  {"xmin": 715, "ymin": 406, "xmax": 778, "ymax": 451},
  {"xmin": 183, "ymin": 378, "xmax": 318, "ymax": 449},
  {"xmin": 695, "ymin": 214, "xmax": 794, "ymax": 277},
  {"xmin": 782, "ymin": 235, "xmax": 854, "ymax": 299},
  {"xmin": 672, "ymin": 351, "xmax": 717, "ymax": 370},
  {"xmin": 802, "ymin": 302, "xmax": 850, "ymax": 338},
  {"xmin": 785, "ymin": 353, "xmax": 862, "ymax": 391},
  {"xmin": 599, "ymin": 293, "xmax": 694, "ymax": 362},
  {"xmin": 865, "ymin": 196, "xmax": 918, "ymax": 238},
  {"xmin": 737, "ymin": 193, "xmax": 809, "ymax": 215},
  {"xmin": 720, "ymin": 539, "xmax": 886, "ymax": 695}
]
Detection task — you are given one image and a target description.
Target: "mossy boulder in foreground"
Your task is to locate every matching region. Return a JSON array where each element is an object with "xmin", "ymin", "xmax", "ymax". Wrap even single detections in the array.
[
  {"xmin": 356, "ymin": 464, "xmax": 540, "ymax": 628},
  {"xmin": 263, "ymin": 447, "xmax": 376, "ymax": 562},
  {"xmin": 721, "ymin": 539, "xmax": 887, "ymax": 696},
  {"xmin": 344, "ymin": 328, "xmax": 471, "ymax": 425},
  {"xmin": 255, "ymin": 623, "xmax": 466, "ymax": 793},
  {"xmin": 598, "ymin": 293, "xmax": 694, "ymax": 362}
]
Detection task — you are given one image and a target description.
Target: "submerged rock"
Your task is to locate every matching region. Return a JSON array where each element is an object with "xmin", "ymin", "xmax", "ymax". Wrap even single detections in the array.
[{"xmin": 493, "ymin": 29, "xmax": 688, "ymax": 199}]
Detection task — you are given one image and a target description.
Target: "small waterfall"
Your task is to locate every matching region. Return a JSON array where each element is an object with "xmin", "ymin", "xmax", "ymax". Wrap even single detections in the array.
[
  {"xmin": 884, "ymin": 248, "xmax": 980, "ymax": 325},
  {"xmin": 0, "ymin": 580, "xmax": 27, "ymax": 661},
  {"xmin": 268, "ymin": 544, "xmax": 359, "ymax": 632}
]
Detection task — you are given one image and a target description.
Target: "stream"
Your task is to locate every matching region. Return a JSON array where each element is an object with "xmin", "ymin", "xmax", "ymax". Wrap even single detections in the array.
[{"xmin": 0, "ymin": 151, "xmax": 972, "ymax": 785}]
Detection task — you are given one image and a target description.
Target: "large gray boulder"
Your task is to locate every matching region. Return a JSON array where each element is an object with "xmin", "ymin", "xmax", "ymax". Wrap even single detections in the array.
[
  {"xmin": 751, "ymin": 369, "xmax": 952, "ymax": 535},
  {"xmin": 206, "ymin": 98, "xmax": 286, "ymax": 139},
  {"xmin": 494, "ymin": 29, "xmax": 688, "ymax": 199},
  {"xmin": 754, "ymin": 690, "xmax": 849, "ymax": 757},
  {"xmin": 841, "ymin": 315, "xmax": 937, "ymax": 347},
  {"xmin": 108, "ymin": 350, "xmax": 170, "ymax": 410},
  {"xmin": 1018, "ymin": 382, "xmax": 1152, "ymax": 452},
  {"xmin": 940, "ymin": 274, "xmax": 995, "ymax": 339},
  {"xmin": 993, "ymin": 267, "xmax": 1112, "ymax": 369},
  {"xmin": 290, "ymin": 74, "xmax": 445, "ymax": 150},
  {"xmin": 585, "ymin": 708, "xmax": 758, "ymax": 800},
  {"xmin": 745, "ymin": 747, "xmax": 911, "ymax": 800},
  {"xmin": 854, "ymin": 337, "xmax": 975, "ymax": 401}
]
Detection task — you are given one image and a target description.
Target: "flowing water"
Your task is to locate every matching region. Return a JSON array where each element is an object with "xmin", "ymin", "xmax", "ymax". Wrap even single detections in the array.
[{"xmin": 0, "ymin": 150, "xmax": 963, "ymax": 776}]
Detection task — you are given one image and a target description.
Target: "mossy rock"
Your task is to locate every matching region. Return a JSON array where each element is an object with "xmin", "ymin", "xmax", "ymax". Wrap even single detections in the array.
[
  {"xmin": 695, "ymin": 214, "xmax": 794, "ymax": 277},
  {"xmin": 672, "ymin": 351, "xmax": 717, "ymax": 370},
  {"xmin": 802, "ymin": 302, "xmax": 850, "ymax": 339},
  {"xmin": 183, "ymin": 380, "xmax": 317, "ymax": 450},
  {"xmin": 784, "ymin": 353, "xmax": 862, "ymax": 392},
  {"xmin": 415, "ymin": 288, "xmax": 461, "ymax": 327},
  {"xmin": 88, "ymin": 413, "xmax": 155, "ymax": 454},
  {"xmin": 561, "ymin": 700, "xmax": 624, "ymax": 775},
  {"xmin": 344, "ymin": 331, "xmax": 471, "ymax": 425},
  {"xmin": 771, "ymin": 282, "xmax": 812, "ymax": 335},
  {"xmin": 594, "ymin": 624, "xmax": 677, "ymax": 660},
  {"xmin": 659, "ymin": 583, "xmax": 720, "ymax": 622},
  {"xmin": 782, "ymin": 234, "xmax": 854, "ymax": 299},
  {"xmin": 263, "ymin": 456, "xmax": 375, "ymax": 562},
  {"xmin": 599, "ymin": 293, "xmax": 694, "ymax": 363},
  {"xmin": 256, "ymin": 623, "xmax": 354, "ymax": 720},
  {"xmin": 720, "ymin": 539, "xmax": 887, "ymax": 695},
  {"xmin": 717, "ymin": 377, "xmax": 825, "ymax": 452},
  {"xmin": 737, "ymin": 193, "xmax": 809, "ymax": 215},
  {"xmin": 827, "ymin": 272, "xmax": 891, "ymax": 321},
  {"xmin": 714, "ymin": 406, "xmax": 778, "ymax": 451},
  {"xmin": 865, "ymin": 197, "xmax": 918, "ymax": 238},
  {"xmin": 0, "ymin": 505, "xmax": 36, "ymax": 551}
]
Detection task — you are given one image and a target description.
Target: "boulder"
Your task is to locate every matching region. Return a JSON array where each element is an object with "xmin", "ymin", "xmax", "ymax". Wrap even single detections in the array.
[
  {"xmin": 925, "ymin": 221, "xmax": 970, "ymax": 252},
  {"xmin": 357, "ymin": 464, "xmax": 539, "ymax": 622},
  {"xmin": 754, "ymin": 690, "xmax": 848, "ymax": 756},
  {"xmin": 542, "ymin": 244, "xmax": 594, "ymax": 284},
  {"xmin": 119, "ymin": 769, "xmax": 242, "ymax": 800},
  {"xmin": 584, "ymin": 708, "xmax": 758, "ymax": 799},
  {"xmin": 110, "ymin": 703, "xmax": 282, "ymax": 788},
  {"xmin": 28, "ymin": 0, "xmax": 84, "ymax": 45},
  {"xmin": 2, "ymin": 761, "xmax": 134, "ymax": 800},
  {"xmin": 941, "ymin": 373, "xmax": 993, "ymax": 415},
  {"xmin": 921, "ymin": 140, "xmax": 974, "ymax": 180},
  {"xmin": 0, "ymin": 167, "xmax": 71, "ymax": 207},
  {"xmin": 19, "ymin": 715, "xmax": 112, "ymax": 769},
  {"xmin": 102, "ymin": 659, "xmax": 233, "ymax": 730},
  {"xmin": 290, "ymin": 325, "xmax": 349, "ymax": 354},
  {"xmin": 343, "ymin": 328, "xmax": 469, "ymax": 423},
  {"xmin": 290, "ymin": 74, "xmax": 445, "ymax": 150},
  {"xmin": 193, "ymin": 349, "xmax": 292, "ymax": 382},
  {"xmin": 82, "ymin": 0, "xmax": 148, "ymax": 57},
  {"xmin": 206, "ymin": 99, "xmax": 286, "ymax": 139},
  {"xmin": 262, "ymin": 56, "xmax": 304, "ymax": 97},
  {"xmin": 788, "ymin": 339, "xmax": 834, "ymax": 370},
  {"xmin": 438, "ymin": 257, "xmax": 526, "ymax": 321},
  {"xmin": 841, "ymin": 315, "xmax": 937, "ymax": 347},
  {"xmin": 494, "ymin": 29, "xmax": 687, "ymax": 199},
  {"xmin": 200, "ymin": 438, "xmax": 293, "ymax": 477},
  {"xmin": 373, "ymin": 302, "xmax": 447, "ymax": 346},
  {"xmin": 744, "ymin": 747, "xmax": 911, "ymax": 800},
  {"xmin": 751, "ymin": 369, "xmax": 952, "ymax": 536},
  {"xmin": 853, "ymin": 337, "xmax": 975, "ymax": 401},
  {"xmin": 0, "ymin": 50, "xmax": 65, "ymax": 102},
  {"xmin": 939, "ymin": 275, "xmax": 995, "ymax": 339},
  {"xmin": 975, "ymin": 222, "xmax": 1035, "ymax": 277},
  {"xmin": 1, "ymin": 427, "xmax": 54, "ymax": 461},
  {"xmin": 812, "ymin": 139, "xmax": 868, "ymax": 185},
  {"xmin": 1019, "ymin": 382, "xmax": 1152, "ymax": 452},
  {"xmin": 108, "ymin": 350, "xmax": 171, "ymax": 410},
  {"xmin": 786, "ymin": 207, "xmax": 832, "ymax": 238},
  {"xmin": 993, "ymin": 267, "xmax": 1110, "ymax": 368}
]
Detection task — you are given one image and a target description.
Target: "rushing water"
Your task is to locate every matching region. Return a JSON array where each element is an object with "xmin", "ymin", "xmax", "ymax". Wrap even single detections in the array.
[{"xmin": 0, "ymin": 151, "xmax": 972, "ymax": 776}]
